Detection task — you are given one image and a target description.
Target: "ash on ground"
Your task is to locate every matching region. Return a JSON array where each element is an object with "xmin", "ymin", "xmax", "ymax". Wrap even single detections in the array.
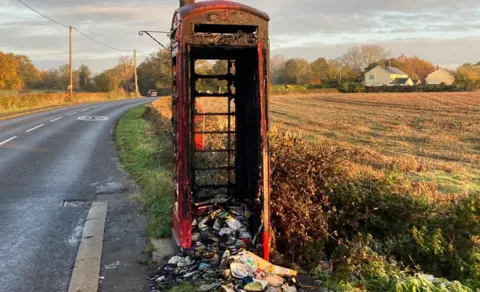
[{"xmin": 149, "ymin": 203, "xmax": 302, "ymax": 292}]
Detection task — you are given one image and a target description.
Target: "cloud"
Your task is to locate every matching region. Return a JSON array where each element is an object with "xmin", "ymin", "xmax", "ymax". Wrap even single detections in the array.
[{"xmin": 0, "ymin": 0, "xmax": 479, "ymax": 72}]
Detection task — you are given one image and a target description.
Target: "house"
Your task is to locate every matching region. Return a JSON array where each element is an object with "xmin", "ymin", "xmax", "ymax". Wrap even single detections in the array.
[
  {"xmin": 425, "ymin": 68, "xmax": 455, "ymax": 85},
  {"xmin": 364, "ymin": 66, "xmax": 413, "ymax": 87}
]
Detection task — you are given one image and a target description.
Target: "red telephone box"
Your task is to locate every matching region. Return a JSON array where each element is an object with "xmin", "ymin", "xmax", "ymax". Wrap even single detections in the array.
[{"xmin": 170, "ymin": 0, "xmax": 271, "ymax": 260}]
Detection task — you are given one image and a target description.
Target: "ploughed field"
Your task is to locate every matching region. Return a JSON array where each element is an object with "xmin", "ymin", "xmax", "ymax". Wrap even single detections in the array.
[{"xmin": 196, "ymin": 92, "xmax": 480, "ymax": 195}]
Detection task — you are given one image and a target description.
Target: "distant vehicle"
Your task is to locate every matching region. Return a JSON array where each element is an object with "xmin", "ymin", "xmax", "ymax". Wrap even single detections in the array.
[{"xmin": 147, "ymin": 89, "xmax": 157, "ymax": 97}]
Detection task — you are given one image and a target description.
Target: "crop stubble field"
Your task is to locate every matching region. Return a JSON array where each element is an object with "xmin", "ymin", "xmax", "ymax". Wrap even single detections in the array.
[{"xmin": 193, "ymin": 92, "xmax": 480, "ymax": 195}]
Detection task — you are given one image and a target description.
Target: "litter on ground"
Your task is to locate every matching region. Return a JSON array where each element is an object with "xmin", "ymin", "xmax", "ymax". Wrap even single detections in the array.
[{"xmin": 151, "ymin": 204, "xmax": 300, "ymax": 291}]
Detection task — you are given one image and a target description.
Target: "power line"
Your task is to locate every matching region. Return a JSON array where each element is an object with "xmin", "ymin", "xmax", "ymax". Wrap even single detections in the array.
[
  {"xmin": 73, "ymin": 27, "xmax": 132, "ymax": 52},
  {"xmin": 14, "ymin": 0, "xmax": 134, "ymax": 53},
  {"xmin": 14, "ymin": 0, "xmax": 69, "ymax": 28}
]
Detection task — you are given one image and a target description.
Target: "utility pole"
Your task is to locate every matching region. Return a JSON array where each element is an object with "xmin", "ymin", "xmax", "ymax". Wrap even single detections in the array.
[
  {"xmin": 69, "ymin": 26, "xmax": 73, "ymax": 99},
  {"xmin": 134, "ymin": 49, "xmax": 139, "ymax": 96}
]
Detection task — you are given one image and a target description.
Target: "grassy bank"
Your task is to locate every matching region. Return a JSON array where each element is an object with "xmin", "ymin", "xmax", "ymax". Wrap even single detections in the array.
[
  {"xmin": 114, "ymin": 103, "xmax": 172, "ymax": 238},
  {"xmin": 0, "ymin": 90, "xmax": 139, "ymax": 114}
]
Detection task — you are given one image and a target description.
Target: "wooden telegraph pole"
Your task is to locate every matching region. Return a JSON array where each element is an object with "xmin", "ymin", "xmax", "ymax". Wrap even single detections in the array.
[
  {"xmin": 134, "ymin": 49, "xmax": 139, "ymax": 96},
  {"xmin": 69, "ymin": 26, "xmax": 73, "ymax": 99}
]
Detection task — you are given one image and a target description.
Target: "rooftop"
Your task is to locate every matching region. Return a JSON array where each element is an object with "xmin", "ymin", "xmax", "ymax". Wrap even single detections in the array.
[
  {"xmin": 177, "ymin": 0, "xmax": 270, "ymax": 21},
  {"xmin": 382, "ymin": 66, "xmax": 407, "ymax": 75}
]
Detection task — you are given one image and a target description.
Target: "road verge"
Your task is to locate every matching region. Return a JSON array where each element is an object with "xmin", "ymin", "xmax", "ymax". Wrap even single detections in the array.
[{"xmin": 114, "ymin": 103, "xmax": 172, "ymax": 238}]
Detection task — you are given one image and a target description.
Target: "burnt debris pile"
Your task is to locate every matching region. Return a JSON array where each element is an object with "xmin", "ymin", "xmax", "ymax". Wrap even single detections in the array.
[{"xmin": 151, "ymin": 203, "xmax": 300, "ymax": 291}]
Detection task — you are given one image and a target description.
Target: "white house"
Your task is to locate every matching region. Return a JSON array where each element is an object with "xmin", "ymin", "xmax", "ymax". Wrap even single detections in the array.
[
  {"xmin": 425, "ymin": 68, "xmax": 455, "ymax": 85},
  {"xmin": 364, "ymin": 66, "xmax": 413, "ymax": 87}
]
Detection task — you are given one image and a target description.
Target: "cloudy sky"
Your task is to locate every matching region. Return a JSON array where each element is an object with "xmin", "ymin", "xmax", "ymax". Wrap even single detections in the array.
[{"xmin": 1, "ymin": 0, "xmax": 479, "ymax": 72}]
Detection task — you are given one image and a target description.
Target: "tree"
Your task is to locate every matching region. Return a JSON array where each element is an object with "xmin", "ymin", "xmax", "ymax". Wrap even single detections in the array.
[
  {"xmin": 0, "ymin": 52, "xmax": 23, "ymax": 90},
  {"xmin": 325, "ymin": 59, "xmax": 356, "ymax": 87},
  {"xmin": 116, "ymin": 56, "xmax": 135, "ymax": 92},
  {"xmin": 78, "ymin": 64, "xmax": 93, "ymax": 90},
  {"xmin": 341, "ymin": 45, "xmax": 390, "ymax": 73},
  {"xmin": 211, "ymin": 60, "xmax": 229, "ymax": 92},
  {"xmin": 341, "ymin": 46, "xmax": 362, "ymax": 72},
  {"xmin": 12, "ymin": 54, "xmax": 40, "ymax": 88},
  {"xmin": 212, "ymin": 60, "xmax": 228, "ymax": 75},
  {"xmin": 270, "ymin": 55, "xmax": 286, "ymax": 84},
  {"xmin": 93, "ymin": 69, "xmax": 121, "ymax": 92},
  {"xmin": 137, "ymin": 49, "xmax": 171, "ymax": 95},
  {"xmin": 57, "ymin": 64, "xmax": 70, "ymax": 90},
  {"xmin": 283, "ymin": 58, "xmax": 311, "ymax": 84},
  {"xmin": 38, "ymin": 69, "xmax": 62, "ymax": 90},
  {"xmin": 455, "ymin": 63, "xmax": 480, "ymax": 91},
  {"xmin": 361, "ymin": 45, "xmax": 390, "ymax": 70},
  {"xmin": 395, "ymin": 55, "xmax": 435, "ymax": 80},
  {"xmin": 310, "ymin": 57, "xmax": 328, "ymax": 85},
  {"xmin": 194, "ymin": 60, "xmax": 215, "ymax": 92}
]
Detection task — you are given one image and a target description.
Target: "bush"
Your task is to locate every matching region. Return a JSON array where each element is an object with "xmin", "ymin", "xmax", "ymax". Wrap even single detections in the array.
[
  {"xmin": 269, "ymin": 130, "xmax": 480, "ymax": 289},
  {"xmin": 363, "ymin": 84, "xmax": 460, "ymax": 93},
  {"xmin": 270, "ymin": 130, "xmax": 358, "ymax": 267},
  {"xmin": 270, "ymin": 84, "xmax": 338, "ymax": 95}
]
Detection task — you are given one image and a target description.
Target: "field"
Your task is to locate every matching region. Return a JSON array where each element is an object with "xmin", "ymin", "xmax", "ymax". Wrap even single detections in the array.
[{"xmin": 268, "ymin": 92, "xmax": 480, "ymax": 195}]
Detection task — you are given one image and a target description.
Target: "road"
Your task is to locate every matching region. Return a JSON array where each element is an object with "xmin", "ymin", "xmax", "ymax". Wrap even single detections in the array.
[{"xmin": 0, "ymin": 97, "xmax": 156, "ymax": 292}]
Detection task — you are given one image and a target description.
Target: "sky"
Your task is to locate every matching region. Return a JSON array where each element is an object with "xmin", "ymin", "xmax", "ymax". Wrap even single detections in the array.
[{"xmin": 0, "ymin": 0, "xmax": 479, "ymax": 73}]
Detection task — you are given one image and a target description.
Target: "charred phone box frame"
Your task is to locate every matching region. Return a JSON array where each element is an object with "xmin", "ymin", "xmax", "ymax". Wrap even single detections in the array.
[{"xmin": 170, "ymin": 1, "xmax": 271, "ymax": 260}]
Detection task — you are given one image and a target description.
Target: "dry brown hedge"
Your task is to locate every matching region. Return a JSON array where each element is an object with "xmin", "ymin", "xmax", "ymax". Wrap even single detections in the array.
[{"xmin": 0, "ymin": 90, "xmax": 139, "ymax": 112}]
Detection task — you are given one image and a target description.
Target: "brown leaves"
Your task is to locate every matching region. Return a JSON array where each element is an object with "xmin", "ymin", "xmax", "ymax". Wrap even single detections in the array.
[
  {"xmin": 0, "ymin": 52, "xmax": 23, "ymax": 90},
  {"xmin": 269, "ymin": 131, "xmax": 358, "ymax": 265}
]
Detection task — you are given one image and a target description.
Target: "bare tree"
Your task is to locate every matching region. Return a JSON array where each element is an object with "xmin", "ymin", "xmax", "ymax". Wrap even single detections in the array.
[
  {"xmin": 341, "ymin": 46, "xmax": 363, "ymax": 71},
  {"xmin": 270, "ymin": 55, "xmax": 286, "ymax": 84},
  {"xmin": 117, "ymin": 56, "xmax": 134, "ymax": 91},
  {"xmin": 270, "ymin": 55, "xmax": 286, "ymax": 71},
  {"xmin": 341, "ymin": 45, "xmax": 390, "ymax": 71}
]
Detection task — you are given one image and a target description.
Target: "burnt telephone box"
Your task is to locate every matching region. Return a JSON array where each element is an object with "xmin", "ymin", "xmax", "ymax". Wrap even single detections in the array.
[{"xmin": 170, "ymin": 0, "xmax": 271, "ymax": 260}]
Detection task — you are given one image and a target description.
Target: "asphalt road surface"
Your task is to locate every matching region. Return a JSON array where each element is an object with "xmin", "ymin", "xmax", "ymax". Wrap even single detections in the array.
[{"xmin": 0, "ymin": 97, "xmax": 156, "ymax": 292}]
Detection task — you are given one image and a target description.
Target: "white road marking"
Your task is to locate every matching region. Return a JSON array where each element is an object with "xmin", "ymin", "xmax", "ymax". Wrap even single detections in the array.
[
  {"xmin": 0, "ymin": 136, "xmax": 17, "ymax": 146},
  {"xmin": 50, "ymin": 117, "xmax": 63, "ymax": 122},
  {"xmin": 78, "ymin": 116, "xmax": 109, "ymax": 122},
  {"xmin": 68, "ymin": 202, "xmax": 107, "ymax": 292},
  {"xmin": 81, "ymin": 108, "xmax": 89, "ymax": 112},
  {"xmin": 67, "ymin": 112, "xmax": 77, "ymax": 116},
  {"xmin": 26, "ymin": 124, "xmax": 44, "ymax": 133}
]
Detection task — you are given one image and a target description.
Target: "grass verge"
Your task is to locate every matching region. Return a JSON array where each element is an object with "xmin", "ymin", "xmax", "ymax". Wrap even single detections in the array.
[
  {"xmin": 0, "ymin": 104, "xmax": 66, "ymax": 120},
  {"xmin": 114, "ymin": 104, "xmax": 172, "ymax": 238},
  {"xmin": 0, "ymin": 91, "xmax": 140, "ymax": 119}
]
